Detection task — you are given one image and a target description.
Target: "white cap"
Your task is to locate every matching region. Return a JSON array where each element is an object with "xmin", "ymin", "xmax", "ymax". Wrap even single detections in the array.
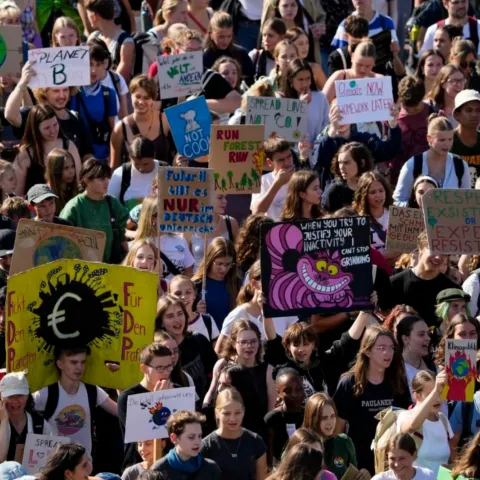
[
  {"xmin": 0, "ymin": 371, "xmax": 29, "ymax": 398},
  {"xmin": 453, "ymin": 89, "xmax": 480, "ymax": 116}
]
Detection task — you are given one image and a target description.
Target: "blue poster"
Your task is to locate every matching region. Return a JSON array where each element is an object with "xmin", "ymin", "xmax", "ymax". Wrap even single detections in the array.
[{"xmin": 165, "ymin": 96, "xmax": 211, "ymax": 159}]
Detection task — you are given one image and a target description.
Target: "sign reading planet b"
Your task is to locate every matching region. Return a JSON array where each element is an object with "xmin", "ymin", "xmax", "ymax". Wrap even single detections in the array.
[{"xmin": 0, "ymin": 34, "xmax": 7, "ymax": 68}]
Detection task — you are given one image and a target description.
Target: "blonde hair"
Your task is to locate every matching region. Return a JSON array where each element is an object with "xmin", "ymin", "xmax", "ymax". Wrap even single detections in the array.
[
  {"xmin": 215, "ymin": 387, "xmax": 245, "ymax": 411},
  {"xmin": 136, "ymin": 196, "xmax": 158, "ymax": 239},
  {"xmin": 353, "ymin": 39, "xmax": 376, "ymax": 59},
  {"xmin": 122, "ymin": 239, "xmax": 159, "ymax": 269},
  {"xmin": 161, "ymin": 23, "xmax": 190, "ymax": 53},
  {"xmin": 155, "ymin": 0, "xmax": 187, "ymax": 26},
  {"xmin": 427, "ymin": 113, "xmax": 453, "ymax": 136},
  {"xmin": 241, "ymin": 78, "xmax": 275, "ymax": 112},
  {"xmin": 0, "ymin": 1, "xmax": 21, "ymax": 23},
  {"xmin": 51, "ymin": 17, "xmax": 81, "ymax": 47}
]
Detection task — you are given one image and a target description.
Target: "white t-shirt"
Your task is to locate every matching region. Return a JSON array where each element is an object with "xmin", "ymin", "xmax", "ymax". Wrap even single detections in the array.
[
  {"xmin": 33, "ymin": 382, "xmax": 109, "ymax": 455},
  {"xmin": 250, "ymin": 171, "xmax": 288, "ymax": 220},
  {"xmin": 189, "ymin": 313, "xmax": 220, "ymax": 341},
  {"xmin": 372, "ymin": 467, "xmax": 435, "ymax": 480},
  {"xmin": 101, "ymin": 71, "xmax": 128, "ymax": 123},
  {"xmin": 370, "ymin": 208, "xmax": 389, "ymax": 253}
]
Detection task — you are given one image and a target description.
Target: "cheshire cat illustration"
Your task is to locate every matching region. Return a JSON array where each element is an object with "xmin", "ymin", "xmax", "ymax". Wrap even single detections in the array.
[{"xmin": 265, "ymin": 223, "xmax": 354, "ymax": 310}]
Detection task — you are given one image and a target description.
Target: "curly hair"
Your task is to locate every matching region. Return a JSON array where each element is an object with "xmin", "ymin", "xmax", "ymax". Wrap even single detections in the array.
[
  {"xmin": 220, "ymin": 319, "xmax": 263, "ymax": 364},
  {"xmin": 166, "ymin": 410, "xmax": 206, "ymax": 436}
]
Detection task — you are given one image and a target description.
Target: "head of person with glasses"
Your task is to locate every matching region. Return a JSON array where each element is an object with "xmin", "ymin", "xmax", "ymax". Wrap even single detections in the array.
[{"xmin": 139, "ymin": 342, "xmax": 176, "ymax": 391}]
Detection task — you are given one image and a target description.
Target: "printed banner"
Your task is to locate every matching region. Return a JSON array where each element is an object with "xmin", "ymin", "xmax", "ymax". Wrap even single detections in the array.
[
  {"xmin": 10, "ymin": 219, "xmax": 106, "ymax": 276},
  {"xmin": 157, "ymin": 166, "xmax": 214, "ymax": 233},
  {"xmin": 260, "ymin": 217, "xmax": 373, "ymax": 318},
  {"xmin": 442, "ymin": 339, "xmax": 477, "ymax": 402},
  {"xmin": 22, "ymin": 434, "xmax": 71, "ymax": 474},
  {"xmin": 0, "ymin": 26, "xmax": 23, "ymax": 76},
  {"xmin": 209, "ymin": 125, "xmax": 264, "ymax": 194},
  {"xmin": 246, "ymin": 96, "xmax": 307, "ymax": 142},
  {"xmin": 28, "ymin": 47, "xmax": 90, "ymax": 88},
  {"xmin": 335, "ymin": 76, "xmax": 393, "ymax": 124},
  {"xmin": 385, "ymin": 206, "xmax": 424, "ymax": 253},
  {"xmin": 6, "ymin": 260, "xmax": 157, "ymax": 392},
  {"xmin": 158, "ymin": 51, "xmax": 203, "ymax": 99},
  {"xmin": 422, "ymin": 189, "xmax": 480, "ymax": 254},
  {"xmin": 124, "ymin": 387, "xmax": 196, "ymax": 443},
  {"xmin": 165, "ymin": 96, "xmax": 211, "ymax": 159}
]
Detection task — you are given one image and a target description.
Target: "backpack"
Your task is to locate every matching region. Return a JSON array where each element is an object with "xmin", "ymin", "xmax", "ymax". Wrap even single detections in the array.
[
  {"xmin": 108, "ymin": 70, "xmax": 122, "ymax": 100},
  {"xmin": 201, "ymin": 313, "xmax": 214, "ymax": 341},
  {"xmin": 31, "ymin": 411, "xmax": 45, "ymax": 434},
  {"xmin": 413, "ymin": 153, "xmax": 464, "ymax": 188},
  {"xmin": 119, "ymin": 162, "xmax": 132, "ymax": 205},
  {"xmin": 438, "ymin": 17, "xmax": 479, "ymax": 50}
]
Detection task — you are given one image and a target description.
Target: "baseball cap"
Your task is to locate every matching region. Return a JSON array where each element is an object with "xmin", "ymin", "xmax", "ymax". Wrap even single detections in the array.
[
  {"xmin": 26, "ymin": 184, "xmax": 58, "ymax": 204},
  {"xmin": 436, "ymin": 288, "xmax": 471, "ymax": 304},
  {"xmin": 453, "ymin": 89, "xmax": 480, "ymax": 116},
  {"xmin": 0, "ymin": 371, "xmax": 30, "ymax": 398},
  {"xmin": 0, "ymin": 229, "xmax": 15, "ymax": 257}
]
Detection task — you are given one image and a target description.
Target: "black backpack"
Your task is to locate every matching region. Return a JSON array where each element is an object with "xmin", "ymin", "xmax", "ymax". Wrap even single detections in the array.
[
  {"xmin": 31, "ymin": 411, "xmax": 45, "ymax": 434},
  {"xmin": 119, "ymin": 162, "xmax": 132, "ymax": 206},
  {"xmin": 114, "ymin": 31, "xmax": 160, "ymax": 77},
  {"xmin": 413, "ymin": 153, "xmax": 464, "ymax": 188}
]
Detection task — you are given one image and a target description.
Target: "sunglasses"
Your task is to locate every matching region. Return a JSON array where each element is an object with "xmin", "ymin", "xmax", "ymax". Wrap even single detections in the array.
[{"xmin": 460, "ymin": 60, "xmax": 476, "ymax": 70}]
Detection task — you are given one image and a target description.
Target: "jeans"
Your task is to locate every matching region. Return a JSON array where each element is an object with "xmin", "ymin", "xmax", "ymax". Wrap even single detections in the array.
[{"xmin": 235, "ymin": 20, "xmax": 261, "ymax": 53}]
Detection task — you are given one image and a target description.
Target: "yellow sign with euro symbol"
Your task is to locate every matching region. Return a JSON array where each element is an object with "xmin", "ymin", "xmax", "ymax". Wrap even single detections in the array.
[{"xmin": 6, "ymin": 260, "xmax": 157, "ymax": 392}]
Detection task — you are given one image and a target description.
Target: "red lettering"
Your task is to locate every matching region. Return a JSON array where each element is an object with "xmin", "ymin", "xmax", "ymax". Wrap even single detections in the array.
[
  {"xmin": 28, "ymin": 450, "xmax": 38, "ymax": 465},
  {"xmin": 123, "ymin": 310, "xmax": 134, "ymax": 334},
  {"xmin": 229, "ymin": 151, "xmax": 248, "ymax": 163},
  {"xmin": 121, "ymin": 336, "xmax": 133, "ymax": 361},
  {"xmin": 123, "ymin": 282, "xmax": 134, "ymax": 306},
  {"xmin": 7, "ymin": 321, "xmax": 15, "ymax": 346},
  {"xmin": 164, "ymin": 199, "xmax": 200, "ymax": 212},
  {"xmin": 216, "ymin": 130, "xmax": 224, "ymax": 140},
  {"xmin": 164, "ymin": 198, "xmax": 175, "ymax": 211},
  {"xmin": 7, "ymin": 347, "xmax": 14, "ymax": 371},
  {"xmin": 7, "ymin": 291, "xmax": 14, "ymax": 317}
]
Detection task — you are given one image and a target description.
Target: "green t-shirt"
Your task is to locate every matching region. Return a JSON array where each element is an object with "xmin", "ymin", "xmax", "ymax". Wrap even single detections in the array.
[
  {"xmin": 451, "ymin": 131, "xmax": 480, "ymax": 187},
  {"xmin": 324, "ymin": 434, "xmax": 357, "ymax": 479},
  {"xmin": 59, "ymin": 194, "xmax": 129, "ymax": 263}
]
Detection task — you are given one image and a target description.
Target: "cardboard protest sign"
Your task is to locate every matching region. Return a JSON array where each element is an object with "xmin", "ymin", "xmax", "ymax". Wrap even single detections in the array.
[
  {"xmin": 165, "ymin": 96, "xmax": 211, "ymax": 159},
  {"xmin": 442, "ymin": 339, "xmax": 477, "ymax": 402},
  {"xmin": 260, "ymin": 217, "xmax": 373, "ymax": 318},
  {"xmin": 6, "ymin": 260, "xmax": 157, "ymax": 392},
  {"xmin": 157, "ymin": 166, "xmax": 214, "ymax": 233},
  {"xmin": 246, "ymin": 96, "xmax": 307, "ymax": 142},
  {"xmin": 335, "ymin": 76, "xmax": 393, "ymax": 125},
  {"xmin": 209, "ymin": 125, "xmax": 264, "ymax": 194},
  {"xmin": 385, "ymin": 206, "xmax": 424, "ymax": 253},
  {"xmin": 10, "ymin": 219, "xmax": 106, "ymax": 276},
  {"xmin": 28, "ymin": 47, "xmax": 90, "ymax": 89},
  {"xmin": 0, "ymin": 26, "xmax": 23, "ymax": 76},
  {"xmin": 371, "ymin": 30, "xmax": 393, "ymax": 70},
  {"xmin": 22, "ymin": 434, "xmax": 71, "ymax": 474},
  {"xmin": 422, "ymin": 189, "xmax": 480, "ymax": 254},
  {"xmin": 124, "ymin": 387, "xmax": 196, "ymax": 443},
  {"xmin": 158, "ymin": 51, "xmax": 203, "ymax": 99}
]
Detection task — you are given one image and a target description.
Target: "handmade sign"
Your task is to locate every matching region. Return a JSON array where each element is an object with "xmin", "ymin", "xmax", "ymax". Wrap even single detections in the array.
[
  {"xmin": 335, "ymin": 76, "xmax": 393, "ymax": 124},
  {"xmin": 0, "ymin": 26, "xmax": 23, "ymax": 76},
  {"xmin": 260, "ymin": 217, "xmax": 373, "ymax": 318},
  {"xmin": 371, "ymin": 30, "xmax": 393, "ymax": 70},
  {"xmin": 422, "ymin": 189, "xmax": 480, "ymax": 254},
  {"xmin": 10, "ymin": 219, "xmax": 107, "ymax": 276},
  {"xmin": 385, "ymin": 206, "xmax": 424, "ymax": 253},
  {"xmin": 124, "ymin": 387, "xmax": 196, "ymax": 443},
  {"xmin": 165, "ymin": 96, "xmax": 211, "ymax": 159},
  {"xmin": 209, "ymin": 125, "xmax": 264, "ymax": 194},
  {"xmin": 22, "ymin": 434, "xmax": 71, "ymax": 474},
  {"xmin": 28, "ymin": 47, "xmax": 90, "ymax": 89},
  {"xmin": 442, "ymin": 339, "xmax": 477, "ymax": 402},
  {"xmin": 158, "ymin": 51, "xmax": 203, "ymax": 99},
  {"xmin": 246, "ymin": 96, "xmax": 307, "ymax": 142},
  {"xmin": 6, "ymin": 260, "xmax": 157, "ymax": 392}
]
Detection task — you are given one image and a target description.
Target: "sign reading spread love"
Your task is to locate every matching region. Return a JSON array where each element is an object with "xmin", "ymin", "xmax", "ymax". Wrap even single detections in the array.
[
  {"xmin": 28, "ymin": 47, "xmax": 90, "ymax": 88},
  {"xmin": 22, "ymin": 434, "xmax": 71, "ymax": 474},
  {"xmin": 386, "ymin": 206, "xmax": 424, "ymax": 253},
  {"xmin": 335, "ymin": 76, "xmax": 393, "ymax": 124},
  {"xmin": 209, "ymin": 125, "xmax": 265, "ymax": 194},
  {"xmin": 6, "ymin": 260, "xmax": 157, "ymax": 392},
  {"xmin": 0, "ymin": 26, "xmax": 23, "ymax": 76}
]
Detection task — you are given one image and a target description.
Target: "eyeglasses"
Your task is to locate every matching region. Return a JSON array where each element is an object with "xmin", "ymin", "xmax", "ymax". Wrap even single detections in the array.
[
  {"xmin": 446, "ymin": 77, "xmax": 466, "ymax": 85},
  {"xmin": 373, "ymin": 345, "xmax": 397, "ymax": 353},
  {"xmin": 236, "ymin": 340, "xmax": 259, "ymax": 347},
  {"xmin": 146, "ymin": 363, "xmax": 174, "ymax": 373},
  {"xmin": 213, "ymin": 260, "xmax": 235, "ymax": 269}
]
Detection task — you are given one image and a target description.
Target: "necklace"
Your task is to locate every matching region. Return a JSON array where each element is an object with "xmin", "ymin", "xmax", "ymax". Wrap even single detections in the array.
[
  {"xmin": 135, "ymin": 112, "xmax": 155, "ymax": 138},
  {"xmin": 219, "ymin": 430, "xmax": 243, "ymax": 458}
]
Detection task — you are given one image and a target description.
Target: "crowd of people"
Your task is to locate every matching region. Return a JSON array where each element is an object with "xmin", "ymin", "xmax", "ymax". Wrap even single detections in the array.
[{"xmin": 0, "ymin": 0, "xmax": 480, "ymax": 479}]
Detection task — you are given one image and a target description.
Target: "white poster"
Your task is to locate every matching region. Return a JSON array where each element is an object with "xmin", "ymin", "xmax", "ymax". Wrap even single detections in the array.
[{"xmin": 22, "ymin": 434, "xmax": 71, "ymax": 474}]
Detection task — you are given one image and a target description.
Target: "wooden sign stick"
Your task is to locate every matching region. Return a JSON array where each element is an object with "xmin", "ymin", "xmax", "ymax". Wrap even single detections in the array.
[
  {"xmin": 201, "ymin": 234, "xmax": 208, "ymax": 301},
  {"xmin": 153, "ymin": 439, "xmax": 163, "ymax": 462}
]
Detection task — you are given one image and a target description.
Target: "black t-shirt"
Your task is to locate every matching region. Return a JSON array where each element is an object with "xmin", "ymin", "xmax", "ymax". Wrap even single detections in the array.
[
  {"xmin": 323, "ymin": 178, "xmax": 355, "ymax": 213},
  {"xmin": 328, "ymin": 46, "xmax": 352, "ymax": 77},
  {"xmin": 201, "ymin": 69, "xmax": 234, "ymax": 100},
  {"xmin": 203, "ymin": 46, "xmax": 255, "ymax": 86}
]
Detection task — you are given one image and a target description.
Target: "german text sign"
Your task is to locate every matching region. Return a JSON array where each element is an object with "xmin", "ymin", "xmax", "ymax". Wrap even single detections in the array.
[
  {"xmin": 22, "ymin": 434, "xmax": 71, "ymax": 474},
  {"xmin": 260, "ymin": 217, "xmax": 373, "ymax": 318},
  {"xmin": 209, "ymin": 125, "xmax": 264, "ymax": 194},
  {"xmin": 0, "ymin": 26, "xmax": 23, "ymax": 76},
  {"xmin": 28, "ymin": 47, "xmax": 90, "ymax": 88},
  {"xmin": 246, "ymin": 96, "xmax": 307, "ymax": 142},
  {"xmin": 422, "ymin": 189, "xmax": 480, "ymax": 254},
  {"xmin": 335, "ymin": 76, "xmax": 393, "ymax": 124},
  {"xmin": 386, "ymin": 206, "xmax": 424, "ymax": 253},
  {"xmin": 157, "ymin": 166, "xmax": 214, "ymax": 233}
]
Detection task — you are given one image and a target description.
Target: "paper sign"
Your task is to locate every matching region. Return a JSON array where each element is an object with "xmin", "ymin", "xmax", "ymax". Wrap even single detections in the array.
[
  {"xmin": 6, "ymin": 260, "xmax": 157, "ymax": 392},
  {"xmin": 209, "ymin": 125, "xmax": 264, "ymax": 194},
  {"xmin": 157, "ymin": 166, "xmax": 214, "ymax": 233},
  {"xmin": 335, "ymin": 76, "xmax": 393, "ymax": 125},
  {"xmin": 0, "ymin": 26, "xmax": 23, "ymax": 76},
  {"xmin": 246, "ymin": 96, "xmax": 307, "ymax": 142},
  {"xmin": 124, "ymin": 387, "xmax": 196, "ymax": 443},
  {"xmin": 371, "ymin": 30, "xmax": 393, "ymax": 70},
  {"xmin": 158, "ymin": 51, "xmax": 203, "ymax": 99},
  {"xmin": 10, "ymin": 219, "xmax": 106, "ymax": 276},
  {"xmin": 165, "ymin": 96, "xmax": 211, "ymax": 159},
  {"xmin": 422, "ymin": 189, "xmax": 480, "ymax": 254},
  {"xmin": 28, "ymin": 47, "xmax": 90, "ymax": 88},
  {"xmin": 385, "ymin": 206, "xmax": 424, "ymax": 253},
  {"xmin": 442, "ymin": 339, "xmax": 477, "ymax": 402},
  {"xmin": 22, "ymin": 434, "xmax": 71, "ymax": 474},
  {"xmin": 260, "ymin": 217, "xmax": 373, "ymax": 318}
]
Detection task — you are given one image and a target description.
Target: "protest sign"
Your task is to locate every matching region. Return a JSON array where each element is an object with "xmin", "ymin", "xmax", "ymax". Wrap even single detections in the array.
[
  {"xmin": 10, "ymin": 219, "xmax": 106, "ymax": 276},
  {"xmin": 385, "ymin": 206, "xmax": 424, "ymax": 253},
  {"xmin": 0, "ymin": 26, "xmax": 23, "ymax": 76},
  {"xmin": 209, "ymin": 125, "xmax": 264, "ymax": 194},
  {"xmin": 6, "ymin": 260, "xmax": 157, "ymax": 392},
  {"xmin": 335, "ymin": 76, "xmax": 393, "ymax": 125},
  {"xmin": 442, "ymin": 339, "xmax": 477, "ymax": 402},
  {"xmin": 165, "ymin": 96, "xmax": 211, "ymax": 159},
  {"xmin": 158, "ymin": 51, "xmax": 203, "ymax": 99},
  {"xmin": 124, "ymin": 387, "xmax": 196, "ymax": 443},
  {"xmin": 422, "ymin": 189, "xmax": 480, "ymax": 254},
  {"xmin": 22, "ymin": 434, "xmax": 71, "ymax": 474},
  {"xmin": 246, "ymin": 96, "xmax": 307, "ymax": 142},
  {"xmin": 28, "ymin": 47, "xmax": 90, "ymax": 89},
  {"xmin": 260, "ymin": 217, "xmax": 373, "ymax": 318},
  {"xmin": 157, "ymin": 166, "xmax": 214, "ymax": 233},
  {"xmin": 371, "ymin": 30, "xmax": 393, "ymax": 70}
]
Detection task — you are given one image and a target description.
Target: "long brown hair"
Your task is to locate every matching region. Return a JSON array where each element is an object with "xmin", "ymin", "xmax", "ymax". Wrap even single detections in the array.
[
  {"xmin": 282, "ymin": 428, "xmax": 322, "ymax": 457},
  {"xmin": 452, "ymin": 431, "xmax": 480, "ymax": 479},
  {"xmin": 155, "ymin": 294, "xmax": 190, "ymax": 336},
  {"xmin": 236, "ymin": 260, "xmax": 261, "ymax": 304},
  {"xmin": 331, "ymin": 142, "xmax": 374, "ymax": 179},
  {"xmin": 266, "ymin": 444, "xmax": 323, "ymax": 480},
  {"xmin": 302, "ymin": 393, "xmax": 338, "ymax": 439},
  {"xmin": 221, "ymin": 319, "xmax": 263, "ymax": 364},
  {"xmin": 279, "ymin": 58, "xmax": 317, "ymax": 98},
  {"xmin": 427, "ymin": 64, "xmax": 464, "ymax": 109}
]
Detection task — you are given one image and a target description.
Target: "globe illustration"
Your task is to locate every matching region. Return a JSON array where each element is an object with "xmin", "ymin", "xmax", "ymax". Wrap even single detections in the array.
[
  {"xmin": 33, "ymin": 236, "xmax": 82, "ymax": 266},
  {"xmin": 452, "ymin": 357, "xmax": 470, "ymax": 379}
]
